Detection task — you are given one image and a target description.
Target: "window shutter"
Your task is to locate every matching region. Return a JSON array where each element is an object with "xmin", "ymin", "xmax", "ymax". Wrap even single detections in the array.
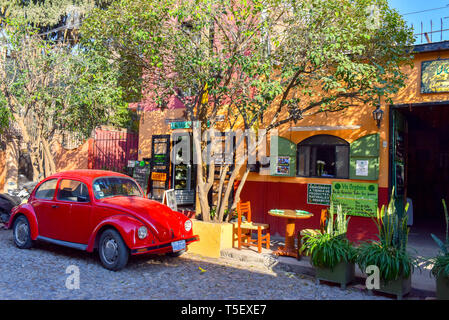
[
  {"xmin": 270, "ymin": 136, "xmax": 297, "ymax": 177},
  {"xmin": 349, "ymin": 133, "xmax": 380, "ymax": 180}
]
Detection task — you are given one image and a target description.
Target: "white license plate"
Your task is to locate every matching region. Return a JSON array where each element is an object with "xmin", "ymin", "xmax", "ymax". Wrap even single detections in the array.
[{"xmin": 171, "ymin": 240, "xmax": 186, "ymax": 252}]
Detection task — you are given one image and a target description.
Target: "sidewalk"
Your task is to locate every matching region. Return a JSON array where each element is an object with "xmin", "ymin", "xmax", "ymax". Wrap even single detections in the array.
[{"xmin": 220, "ymin": 236, "xmax": 437, "ymax": 300}]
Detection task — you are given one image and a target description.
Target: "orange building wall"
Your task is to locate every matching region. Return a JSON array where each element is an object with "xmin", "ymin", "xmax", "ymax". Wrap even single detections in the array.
[
  {"xmin": 138, "ymin": 108, "xmax": 186, "ymax": 160},
  {"xmin": 393, "ymin": 50, "xmax": 449, "ymax": 105},
  {"xmin": 52, "ymin": 139, "xmax": 90, "ymax": 172}
]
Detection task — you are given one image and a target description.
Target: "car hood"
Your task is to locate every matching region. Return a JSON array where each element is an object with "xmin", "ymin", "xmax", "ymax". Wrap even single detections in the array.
[{"xmin": 96, "ymin": 196, "xmax": 186, "ymax": 242}]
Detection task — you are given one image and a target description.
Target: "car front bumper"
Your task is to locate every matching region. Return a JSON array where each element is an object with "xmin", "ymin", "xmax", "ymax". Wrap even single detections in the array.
[{"xmin": 130, "ymin": 235, "xmax": 199, "ymax": 255}]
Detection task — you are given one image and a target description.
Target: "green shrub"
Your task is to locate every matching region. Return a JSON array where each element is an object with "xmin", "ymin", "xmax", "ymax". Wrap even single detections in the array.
[
  {"xmin": 356, "ymin": 191, "xmax": 417, "ymax": 282},
  {"xmin": 430, "ymin": 199, "xmax": 449, "ymax": 278},
  {"xmin": 301, "ymin": 205, "xmax": 356, "ymax": 270}
]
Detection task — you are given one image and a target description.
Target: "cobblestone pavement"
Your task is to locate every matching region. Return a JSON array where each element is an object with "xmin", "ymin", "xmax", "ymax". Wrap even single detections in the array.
[{"xmin": 0, "ymin": 228, "xmax": 386, "ymax": 300}]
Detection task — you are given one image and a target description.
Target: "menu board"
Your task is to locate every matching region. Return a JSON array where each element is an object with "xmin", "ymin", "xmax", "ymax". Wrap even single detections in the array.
[
  {"xmin": 331, "ymin": 182, "xmax": 378, "ymax": 217},
  {"xmin": 133, "ymin": 164, "xmax": 151, "ymax": 194},
  {"xmin": 307, "ymin": 183, "xmax": 332, "ymax": 205}
]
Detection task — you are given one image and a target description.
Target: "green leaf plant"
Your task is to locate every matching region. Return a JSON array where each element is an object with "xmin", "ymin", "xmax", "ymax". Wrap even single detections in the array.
[
  {"xmin": 300, "ymin": 205, "xmax": 356, "ymax": 270},
  {"xmin": 429, "ymin": 199, "xmax": 449, "ymax": 278},
  {"xmin": 356, "ymin": 189, "xmax": 418, "ymax": 283}
]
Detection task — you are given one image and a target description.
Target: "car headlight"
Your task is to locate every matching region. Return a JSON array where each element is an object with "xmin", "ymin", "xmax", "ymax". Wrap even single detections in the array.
[
  {"xmin": 184, "ymin": 220, "xmax": 192, "ymax": 232},
  {"xmin": 137, "ymin": 226, "xmax": 148, "ymax": 239}
]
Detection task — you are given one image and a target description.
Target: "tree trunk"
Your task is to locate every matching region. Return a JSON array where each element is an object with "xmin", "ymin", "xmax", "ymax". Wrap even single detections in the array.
[
  {"xmin": 41, "ymin": 138, "xmax": 57, "ymax": 177},
  {"xmin": 3, "ymin": 137, "xmax": 19, "ymax": 193}
]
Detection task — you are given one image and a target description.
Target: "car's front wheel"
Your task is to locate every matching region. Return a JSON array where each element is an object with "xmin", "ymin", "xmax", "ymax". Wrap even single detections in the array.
[
  {"xmin": 13, "ymin": 215, "xmax": 33, "ymax": 249},
  {"xmin": 98, "ymin": 229, "xmax": 129, "ymax": 271}
]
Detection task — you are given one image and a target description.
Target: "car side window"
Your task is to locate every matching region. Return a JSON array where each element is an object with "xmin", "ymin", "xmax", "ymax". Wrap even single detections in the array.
[
  {"xmin": 34, "ymin": 179, "xmax": 58, "ymax": 200},
  {"xmin": 56, "ymin": 179, "xmax": 90, "ymax": 202}
]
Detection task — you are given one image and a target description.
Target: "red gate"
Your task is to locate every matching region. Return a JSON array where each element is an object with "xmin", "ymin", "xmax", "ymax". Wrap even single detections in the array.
[{"xmin": 90, "ymin": 128, "xmax": 138, "ymax": 174}]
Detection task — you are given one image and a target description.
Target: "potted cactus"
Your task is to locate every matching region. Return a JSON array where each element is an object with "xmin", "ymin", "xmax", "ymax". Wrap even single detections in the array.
[
  {"xmin": 429, "ymin": 199, "xmax": 449, "ymax": 300},
  {"xmin": 301, "ymin": 205, "xmax": 356, "ymax": 289},
  {"xmin": 356, "ymin": 192, "xmax": 417, "ymax": 299}
]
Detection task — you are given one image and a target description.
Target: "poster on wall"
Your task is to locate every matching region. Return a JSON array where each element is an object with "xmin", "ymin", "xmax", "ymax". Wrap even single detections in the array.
[
  {"xmin": 331, "ymin": 182, "xmax": 378, "ymax": 217},
  {"xmin": 355, "ymin": 160, "xmax": 369, "ymax": 176},
  {"xmin": 276, "ymin": 156, "xmax": 290, "ymax": 175},
  {"xmin": 307, "ymin": 183, "xmax": 332, "ymax": 205}
]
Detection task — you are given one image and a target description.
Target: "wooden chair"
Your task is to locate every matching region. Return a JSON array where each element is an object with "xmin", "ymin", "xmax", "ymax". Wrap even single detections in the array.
[
  {"xmin": 235, "ymin": 201, "xmax": 270, "ymax": 253},
  {"xmin": 298, "ymin": 208, "xmax": 329, "ymax": 256}
]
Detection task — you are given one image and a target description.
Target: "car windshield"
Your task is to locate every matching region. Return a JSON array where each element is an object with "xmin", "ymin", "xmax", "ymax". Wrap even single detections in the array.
[{"xmin": 93, "ymin": 177, "xmax": 143, "ymax": 199}]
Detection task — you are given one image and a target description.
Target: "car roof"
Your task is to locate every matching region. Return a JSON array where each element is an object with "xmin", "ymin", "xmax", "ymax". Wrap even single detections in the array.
[{"xmin": 46, "ymin": 170, "xmax": 131, "ymax": 184}]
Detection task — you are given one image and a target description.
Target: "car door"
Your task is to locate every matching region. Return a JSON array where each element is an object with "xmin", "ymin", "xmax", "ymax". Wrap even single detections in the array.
[
  {"xmin": 55, "ymin": 179, "xmax": 92, "ymax": 244},
  {"xmin": 31, "ymin": 179, "xmax": 59, "ymax": 238}
]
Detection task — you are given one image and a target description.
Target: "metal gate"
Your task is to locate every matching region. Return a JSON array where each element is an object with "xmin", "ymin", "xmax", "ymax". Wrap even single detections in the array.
[{"xmin": 92, "ymin": 128, "xmax": 138, "ymax": 174}]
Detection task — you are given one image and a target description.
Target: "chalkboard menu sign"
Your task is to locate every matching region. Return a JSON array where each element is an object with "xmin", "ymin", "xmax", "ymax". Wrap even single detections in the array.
[
  {"xmin": 133, "ymin": 163, "xmax": 151, "ymax": 194},
  {"xmin": 307, "ymin": 183, "xmax": 331, "ymax": 205}
]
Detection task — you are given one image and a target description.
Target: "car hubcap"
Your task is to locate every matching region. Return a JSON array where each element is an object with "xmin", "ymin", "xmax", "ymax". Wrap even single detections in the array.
[
  {"xmin": 15, "ymin": 221, "xmax": 28, "ymax": 246},
  {"xmin": 102, "ymin": 237, "xmax": 118, "ymax": 264}
]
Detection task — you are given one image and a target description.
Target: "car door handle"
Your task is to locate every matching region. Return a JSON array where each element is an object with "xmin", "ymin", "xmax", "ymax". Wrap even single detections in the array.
[{"xmin": 51, "ymin": 205, "xmax": 59, "ymax": 208}]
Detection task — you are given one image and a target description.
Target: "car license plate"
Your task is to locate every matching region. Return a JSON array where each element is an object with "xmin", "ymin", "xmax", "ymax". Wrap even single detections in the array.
[{"xmin": 171, "ymin": 240, "xmax": 186, "ymax": 252}]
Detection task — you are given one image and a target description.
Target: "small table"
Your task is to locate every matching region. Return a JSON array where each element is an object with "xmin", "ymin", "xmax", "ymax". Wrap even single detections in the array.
[{"xmin": 268, "ymin": 209, "xmax": 314, "ymax": 259}]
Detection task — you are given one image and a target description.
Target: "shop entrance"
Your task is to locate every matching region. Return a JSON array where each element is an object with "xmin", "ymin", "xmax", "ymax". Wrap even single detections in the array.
[{"xmin": 391, "ymin": 103, "xmax": 449, "ymax": 236}]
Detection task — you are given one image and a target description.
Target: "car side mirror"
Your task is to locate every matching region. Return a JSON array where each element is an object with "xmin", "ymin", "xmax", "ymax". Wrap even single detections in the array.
[{"xmin": 77, "ymin": 195, "xmax": 89, "ymax": 203}]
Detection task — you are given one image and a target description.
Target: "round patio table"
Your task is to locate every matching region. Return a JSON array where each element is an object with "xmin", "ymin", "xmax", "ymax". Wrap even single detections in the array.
[{"xmin": 268, "ymin": 209, "xmax": 314, "ymax": 259}]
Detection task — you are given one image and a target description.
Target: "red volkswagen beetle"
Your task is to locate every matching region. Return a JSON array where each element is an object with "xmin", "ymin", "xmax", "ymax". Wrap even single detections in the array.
[{"xmin": 6, "ymin": 170, "xmax": 199, "ymax": 271}]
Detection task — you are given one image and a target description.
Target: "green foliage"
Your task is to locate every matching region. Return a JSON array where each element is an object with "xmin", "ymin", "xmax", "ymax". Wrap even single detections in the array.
[
  {"xmin": 356, "ymin": 191, "xmax": 416, "ymax": 282},
  {"xmin": 302, "ymin": 233, "xmax": 356, "ymax": 270},
  {"xmin": 301, "ymin": 205, "xmax": 356, "ymax": 269},
  {"xmin": 0, "ymin": 93, "xmax": 11, "ymax": 133},
  {"xmin": 81, "ymin": 0, "xmax": 414, "ymax": 221},
  {"xmin": 328, "ymin": 205, "xmax": 350, "ymax": 237},
  {"xmin": 432, "ymin": 254, "xmax": 449, "ymax": 278},
  {"xmin": 430, "ymin": 199, "xmax": 449, "ymax": 278}
]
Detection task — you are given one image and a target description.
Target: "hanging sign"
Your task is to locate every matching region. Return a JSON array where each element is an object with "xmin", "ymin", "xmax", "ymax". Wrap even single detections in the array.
[{"xmin": 331, "ymin": 182, "xmax": 378, "ymax": 217}]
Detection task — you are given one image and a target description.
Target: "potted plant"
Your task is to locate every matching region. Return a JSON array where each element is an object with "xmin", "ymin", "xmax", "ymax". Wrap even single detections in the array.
[
  {"xmin": 301, "ymin": 205, "xmax": 357, "ymax": 289},
  {"xmin": 428, "ymin": 199, "xmax": 449, "ymax": 300},
  {"xmin": 356, "ymin": 194, "xmax": 417, "ymax": 300}
]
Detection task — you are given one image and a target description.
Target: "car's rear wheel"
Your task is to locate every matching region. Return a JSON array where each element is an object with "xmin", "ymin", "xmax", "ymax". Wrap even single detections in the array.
[
  {"xmin": 13, "ymin": 215, "xmax": 33, "ymax": 249},
  {"xmin": 98, "ymin": 229, "xmax": 129, "ymax": 271}
]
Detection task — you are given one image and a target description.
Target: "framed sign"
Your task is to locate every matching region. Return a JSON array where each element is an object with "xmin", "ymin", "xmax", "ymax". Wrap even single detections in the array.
[
  {"xmin": 162, "ymin": 189, "xmax": 178, "ymax": 212},
  {"xmin": 151, "ymin": 172, "xmax": 167, "ymax": 181},
  {"xmin": 421, "ymin": 59, "xmax": 449, "ymax": 93},
  {"xmin": 331, "ymin": 182, "xmax": 378, "ymax": 217},
  {"xmin": 307, "ymin": 183, "xmax": 332, "ymax": 206}
]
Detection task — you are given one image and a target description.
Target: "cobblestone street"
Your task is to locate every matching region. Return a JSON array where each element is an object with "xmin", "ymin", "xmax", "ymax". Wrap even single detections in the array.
[{"xmin": 0, "ymin": 228, "xmax": 386, "ymax": 300}]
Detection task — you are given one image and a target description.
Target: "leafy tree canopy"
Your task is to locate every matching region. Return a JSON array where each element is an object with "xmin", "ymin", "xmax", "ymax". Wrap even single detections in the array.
[{"xmin": 81, "ymin": 0, "xmax": 414, "ymax": 221}]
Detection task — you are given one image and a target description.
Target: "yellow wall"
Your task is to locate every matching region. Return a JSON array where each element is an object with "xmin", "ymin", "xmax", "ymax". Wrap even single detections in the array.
[{"xmin": 188, "ymin": 219, "xmax": 234, "ymax": 258}]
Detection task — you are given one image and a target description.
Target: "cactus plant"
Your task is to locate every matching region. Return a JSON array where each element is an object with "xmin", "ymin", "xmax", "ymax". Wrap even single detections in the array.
[{"xmin": 430, "ymin": 199, "xmax": 449, "ymax": 278}]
